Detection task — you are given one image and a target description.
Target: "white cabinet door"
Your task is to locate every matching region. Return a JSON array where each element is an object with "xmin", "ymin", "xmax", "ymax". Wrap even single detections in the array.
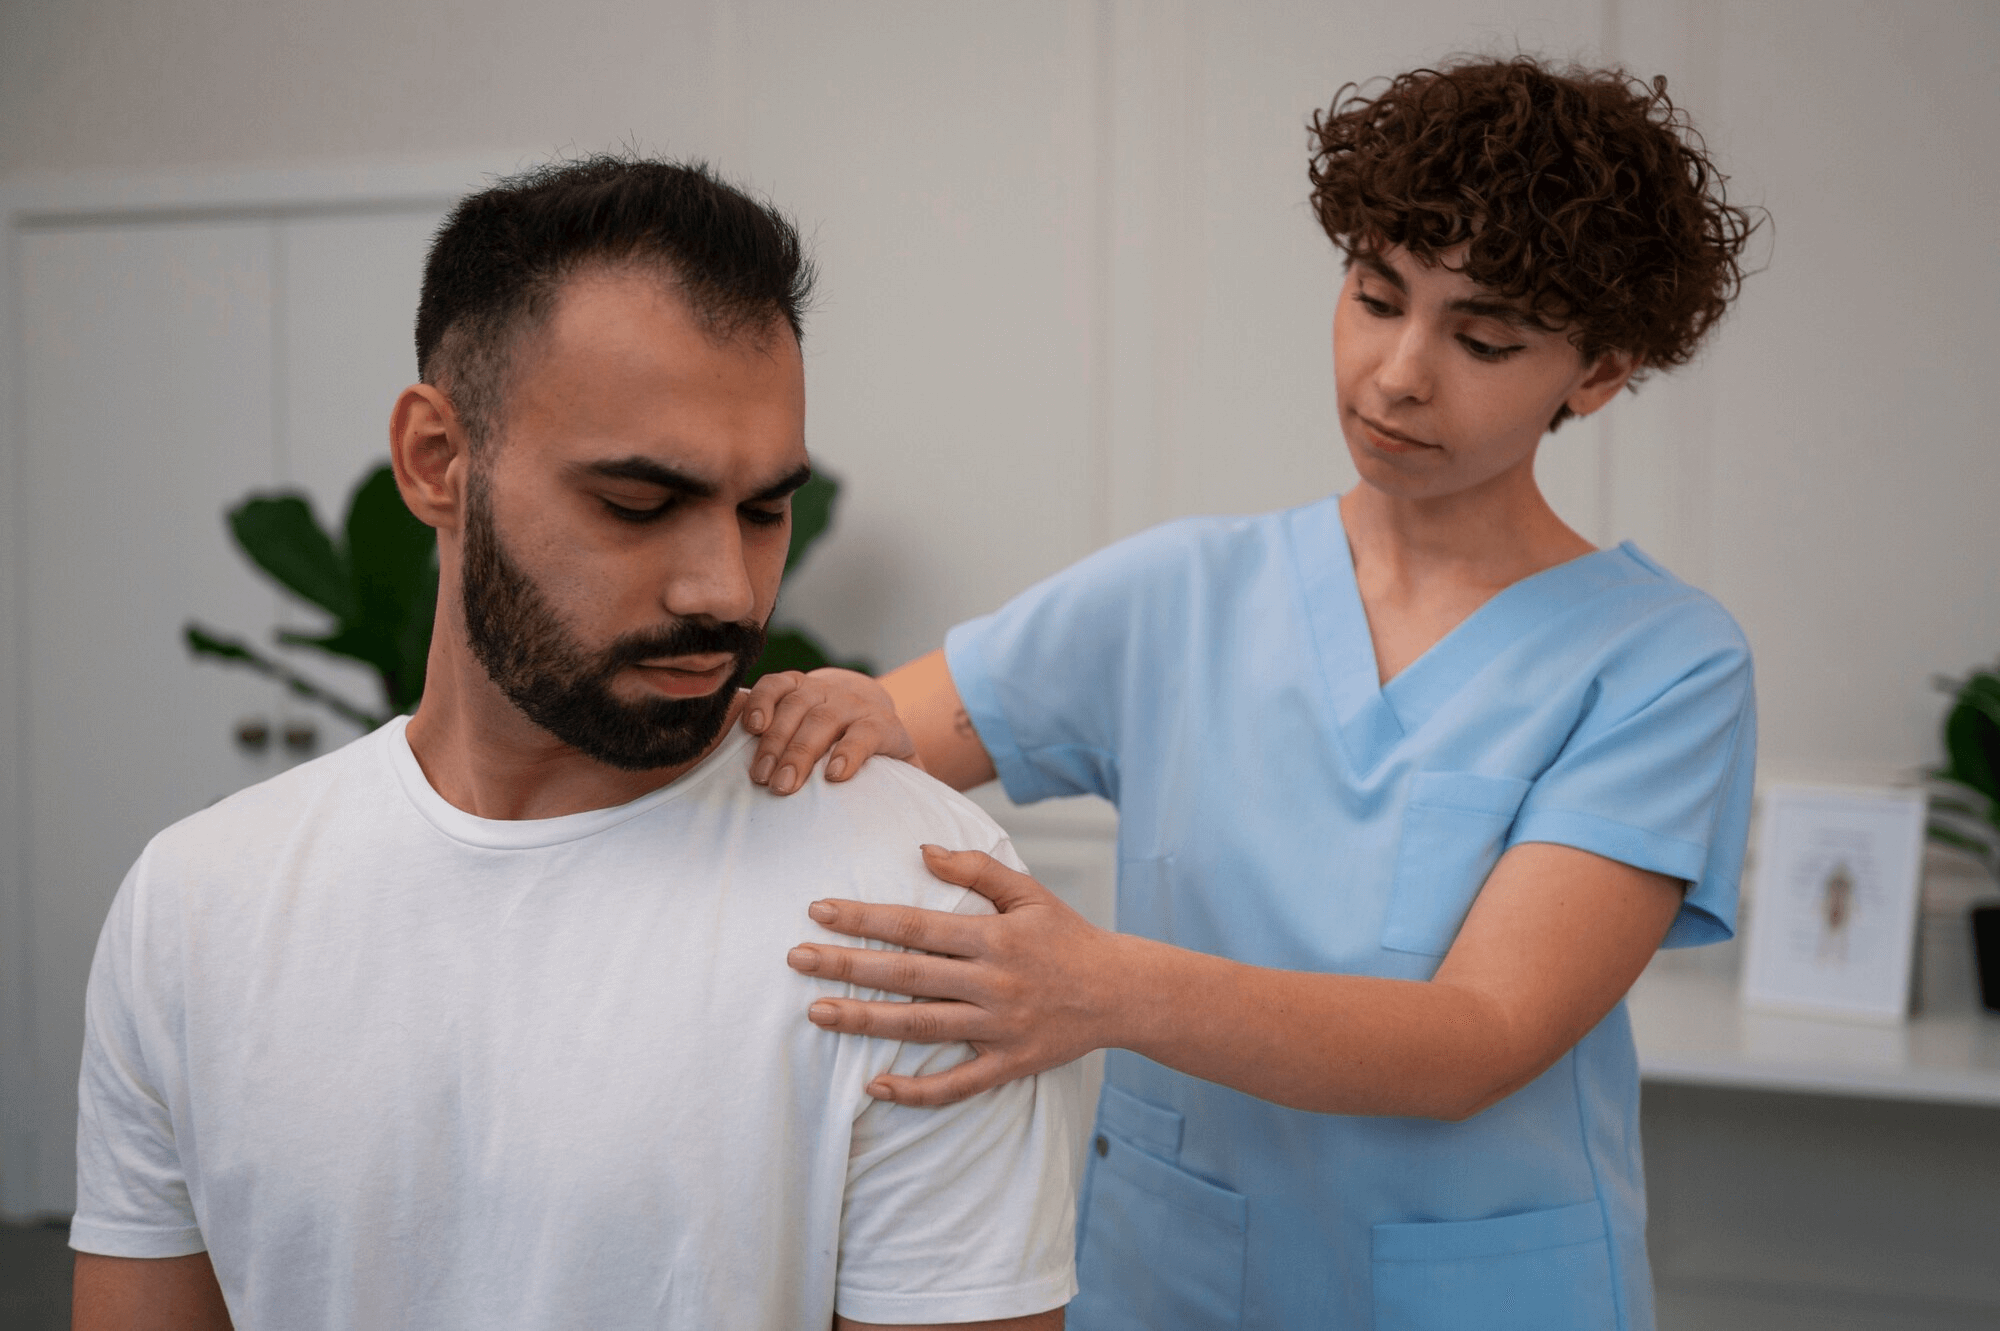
[
  {"xmin": 9, "ymin": 219, "xmax": 281, "ymax": 1213},
  {"xmin": 1, "ymin": 204, "xmax": 443, "ymax": 1216}
]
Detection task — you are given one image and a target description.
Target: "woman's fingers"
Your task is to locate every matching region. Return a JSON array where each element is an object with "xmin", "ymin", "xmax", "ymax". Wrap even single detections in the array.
[
  {"xmin": 866, "ymin": 1055, "xmax": 1010, "ymax": 1108},
  {"xmin": 745, "ymin": 669, "xmax": 916, "ymax": 793},
  {"xmin": 741, "ymin": 672, "xmax": 803, "ymax": 736},
  {"xmin": 918, "ymin": 845, "xmax": 1050, "ymax": 913},
  {"xmin": 789, "ymin": 938, "xmax": 981, "ymax": 999},
  {"xmin": 804, "ymin": 995, "xmax": 987, "ymax": 1043},
  {"xmin": 802, "ymin": 896, "xmax": 987, "ymax": 956},
  {"xmin": 828, "ymin": 718, "xmax": 926, "ymax": 781}
]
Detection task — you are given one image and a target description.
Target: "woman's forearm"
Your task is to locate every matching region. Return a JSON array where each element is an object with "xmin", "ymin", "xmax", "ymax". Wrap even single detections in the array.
[{"xmin": 1104, "ymin": 934, "xmax": 1522, "ymax": 1119}]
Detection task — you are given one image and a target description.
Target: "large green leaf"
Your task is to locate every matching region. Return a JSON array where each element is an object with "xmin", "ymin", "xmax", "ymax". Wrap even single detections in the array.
[
  {"xmin": 229, "ymin": 494, "xmax": 354, "ymax": 619},
  {"xmin": 387, "ymin": 560, "xmax": 438, "ymax": 713},
  {"xmin": 346, "ymin": 467, "xmax": 436, "ymax": 617},
  {"xmin": 786, "ymin": 472, "xmax": 838, "ymax": 575},
  {"xmin": 342, "ymin": 466, "xmax": 438, "ymax": 712}
]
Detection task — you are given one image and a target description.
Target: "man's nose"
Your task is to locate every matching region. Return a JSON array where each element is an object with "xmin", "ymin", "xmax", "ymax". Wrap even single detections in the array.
[{"xmin": 661, "ymin": 513, "xmax": 759, "ymax": 625}]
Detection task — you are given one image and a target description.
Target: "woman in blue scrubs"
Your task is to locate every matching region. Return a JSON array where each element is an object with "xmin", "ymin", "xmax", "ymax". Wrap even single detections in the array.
[{"xmin": 754, "ymin": 57, "xmax": 1759, "ymax": 1329}]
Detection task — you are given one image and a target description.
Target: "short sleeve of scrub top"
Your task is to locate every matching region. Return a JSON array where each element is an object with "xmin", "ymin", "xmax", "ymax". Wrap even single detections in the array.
[{"xmin": 943, "ymin": 494, "xmax": 1756, "ymax": 1331}]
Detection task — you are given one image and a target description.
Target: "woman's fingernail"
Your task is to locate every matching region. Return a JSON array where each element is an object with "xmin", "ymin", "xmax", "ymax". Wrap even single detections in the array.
[
  {"xmin": 827, "ymin": 756, "xmax": 847, "ymax": 780},
  {"xmin": 751, "ymin": 755, "xmax": 775, "ymax": 783},
  {"xmin": 807, "ymin": 901, "xmax": 836, "ymax": 923},
  {"xmin": 788, "ymin": 946, "xmax": 818, "ymax": 972},
  {"xmin": 776, "ymin": 765, "xmax": 797, "ymax": 792},
  {"xmin": 865, "ymin": 1080, "xmax": 893, "ymax": 1099},
  {"xmin": 746, "ymin": 709, "xmax": 764, "ymax": 731},
  {"xmin": 920, "ymin": 843, "xmax": 945, "ymax": 856},
  {"xmin": 808, "ymin": 1002, "xmax": 837, "ymax": 1025}
]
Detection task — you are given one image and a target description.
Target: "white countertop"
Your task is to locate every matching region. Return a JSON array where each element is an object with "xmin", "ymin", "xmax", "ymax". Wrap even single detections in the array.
[{"xmin": 1630, "ymin": 957, "xmax": 2000, "ymax": 1107}]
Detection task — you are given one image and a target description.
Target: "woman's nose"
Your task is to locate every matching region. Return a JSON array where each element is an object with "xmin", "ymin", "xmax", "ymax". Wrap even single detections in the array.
[{"xmin": 1374, "ymin": 326, "xmax": 1434, "ymax": 404}]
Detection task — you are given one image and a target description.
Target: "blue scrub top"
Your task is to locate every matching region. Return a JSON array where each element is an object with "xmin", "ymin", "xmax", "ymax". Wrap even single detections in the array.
[{"xmin": 944, "ymin": 494, "xmax": 1756, "ymax": 1331}]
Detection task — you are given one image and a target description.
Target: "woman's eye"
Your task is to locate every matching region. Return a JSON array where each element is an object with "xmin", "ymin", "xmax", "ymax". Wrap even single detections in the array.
[
  {"xmin": 1461, "ymin": 335, "xmax": 1524, "ymax": 362},
  {"xmin": 1355, "ymin": 292, "xmax": 1397, "ymax": 317}
]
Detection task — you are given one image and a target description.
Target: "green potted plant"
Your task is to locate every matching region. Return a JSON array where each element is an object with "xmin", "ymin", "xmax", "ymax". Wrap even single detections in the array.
[
  {"xmin": 187, "ymin": 462, "xmax": 866, "ymax": 733},
  {"xmin": 1928, "ymin": 659, "xmax": 2000, "ymax": 1011}
]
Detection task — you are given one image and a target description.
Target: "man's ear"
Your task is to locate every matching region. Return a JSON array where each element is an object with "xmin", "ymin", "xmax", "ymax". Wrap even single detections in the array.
[
  {"xmin": 1564, "ymin": 349, "xmax": 1640, "ymax": 420},
  {"xmin": 389, "ymin": 383, "xmax": 471, "ymax": 533}
]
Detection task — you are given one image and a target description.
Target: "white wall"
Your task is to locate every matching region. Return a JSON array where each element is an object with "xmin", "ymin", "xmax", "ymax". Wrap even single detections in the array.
[{"xmin": 8, "ymin": 0, "xmax": 1994, "ymax": 782}]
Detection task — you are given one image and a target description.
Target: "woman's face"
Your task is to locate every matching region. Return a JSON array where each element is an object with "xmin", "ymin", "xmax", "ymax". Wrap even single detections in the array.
[{"xmin": 1333, "ymin": 243, "xmax": 1632, "ymax": 503}]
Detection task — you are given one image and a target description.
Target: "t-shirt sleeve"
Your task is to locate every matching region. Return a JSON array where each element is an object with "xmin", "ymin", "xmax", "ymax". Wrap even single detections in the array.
[
  {"xmin": 1508, "ymin": 599, "xmax": 1757, "ymax": 948},
  {"xmin": 832, "ymin": 833, "xmax": 1082, "ymax": 1323},
  {"xmin": 70, "ymin": 850, "xmax": 206, "ymax": 1258},
  {"xmin": 945, "ymin": 523, "xmax": 1196, "ymax": 807}
]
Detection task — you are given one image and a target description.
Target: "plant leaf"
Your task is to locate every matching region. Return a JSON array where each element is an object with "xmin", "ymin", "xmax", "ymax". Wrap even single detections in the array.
[
  {"xmin": 228, "ymin": 495, "xmax": 354, "ymax": 619},
  {"xmin": 184, "ymin": 621, "xmax": 386, "ymax": 730},
  {"xmin": 277, "ymin": 624, "xmax": 401, "ymax": 681},
  {"xmin": 1942, "ymin": 690, "xmax": 2000, "ymax": 803},
  {"xmin": 786, "ymin": 472, "xmax": 838, "ymax": 575},
  {"xmin": 341, "ymin": 466, "xmax": 438, "ymax": 711}
]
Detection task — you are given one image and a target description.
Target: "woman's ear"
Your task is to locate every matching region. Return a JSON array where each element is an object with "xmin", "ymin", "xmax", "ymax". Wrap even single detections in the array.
[
  {"xmin": 1564, "ymin": 350, "xmax": 1640, "ymax": 420},
  {"xmin": 389, "ymin": 383, "xmax": 471, "ymax": 533}
]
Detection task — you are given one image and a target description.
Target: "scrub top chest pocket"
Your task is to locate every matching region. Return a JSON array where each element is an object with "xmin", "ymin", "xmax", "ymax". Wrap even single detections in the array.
[{"xmin": 1382, "ymin": 772, "xmax": 1533, "ymax": 957}]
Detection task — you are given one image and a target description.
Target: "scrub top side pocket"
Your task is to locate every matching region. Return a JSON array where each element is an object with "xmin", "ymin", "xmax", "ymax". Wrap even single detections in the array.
[
  {"xmin": 1072, "ymin": 1085, "xmax": 1247, "ymax": 1331},
  {"xmin": 1382, "ymin": 772, "xmax": 1533, "ymax": 957},
  {"xmin": 1371, "ymin": 1201, "xmax": 1620, "ymax": 1330}
]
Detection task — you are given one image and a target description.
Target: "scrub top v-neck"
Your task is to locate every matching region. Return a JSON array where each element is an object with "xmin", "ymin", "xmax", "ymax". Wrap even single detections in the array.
[{"xmin": 946, "ymin": 491, "xmax": 1756, "ymax": 1331}]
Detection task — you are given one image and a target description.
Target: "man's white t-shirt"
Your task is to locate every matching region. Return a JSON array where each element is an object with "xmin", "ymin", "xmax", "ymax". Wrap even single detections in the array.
[{"xmin": 72, "ymin": 719, "xmax": 1079, "ymax": 1328}]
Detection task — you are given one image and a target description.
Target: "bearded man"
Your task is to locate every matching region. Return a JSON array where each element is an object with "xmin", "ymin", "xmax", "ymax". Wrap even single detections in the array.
[{"xmin": 68, "ymin": 157, "xmax": 1077, "ymax": 1331}]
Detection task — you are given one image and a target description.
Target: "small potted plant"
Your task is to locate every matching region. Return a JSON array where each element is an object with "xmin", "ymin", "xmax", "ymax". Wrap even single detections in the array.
[{"xmin": 1928, "ymin": 659, "xmax": 2000, "ymax": 1012}]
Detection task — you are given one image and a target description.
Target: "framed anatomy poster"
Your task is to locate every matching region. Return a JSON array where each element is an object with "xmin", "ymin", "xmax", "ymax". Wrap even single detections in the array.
[{"xmin": 1739, "ymin": 785, "xmax": 1929, "ymax": 1022}]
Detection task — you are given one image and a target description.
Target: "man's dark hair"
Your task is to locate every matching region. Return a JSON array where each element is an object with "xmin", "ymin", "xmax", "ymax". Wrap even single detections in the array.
[
  {"xmin": 1309, "ymin": 56, "xmax": 1761, "ymax": 426},
  {"xmin": 416, "ymin": 154, "xmax": 815, "ymax": 448}
]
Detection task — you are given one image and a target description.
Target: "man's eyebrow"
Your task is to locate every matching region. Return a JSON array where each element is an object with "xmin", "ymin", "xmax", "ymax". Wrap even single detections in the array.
[
  {"xmin": 576, "ymin": 456, "xmax": 716, "ymax": 497},
  {"xmin": 751, "ymin": 464, "xmax": 814, "ymax": 504},
  {"xmin": 571, "ymin": 456, "xmax": 813, "ymax": 503}
]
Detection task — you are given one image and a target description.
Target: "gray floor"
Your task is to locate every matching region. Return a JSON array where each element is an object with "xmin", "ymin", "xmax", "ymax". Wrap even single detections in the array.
[{"xmin": 0, "ymin": 1220, "xmax": 70, "ymax": 1331}]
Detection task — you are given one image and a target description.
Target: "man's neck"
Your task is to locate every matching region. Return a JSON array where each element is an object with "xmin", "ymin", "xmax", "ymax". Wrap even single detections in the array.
[{"xmin": 401, "ymin": 636, "xmax": 744, "ymax": 821}]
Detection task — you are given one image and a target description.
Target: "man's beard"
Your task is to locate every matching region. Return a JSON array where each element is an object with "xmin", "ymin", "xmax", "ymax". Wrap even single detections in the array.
[{"xmin": 460, "ymin": 473, "xmax": 765, "ymax": 772}]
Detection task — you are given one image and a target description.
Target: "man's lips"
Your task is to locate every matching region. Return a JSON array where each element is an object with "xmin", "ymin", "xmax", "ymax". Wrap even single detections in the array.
[
  {"xmin": 630, "ymin": 654, "xmax": 736, "ymax": 697},
  {"xmin": 1355, "ymin": 413, "xmax": 1439, "ymax": 452}
]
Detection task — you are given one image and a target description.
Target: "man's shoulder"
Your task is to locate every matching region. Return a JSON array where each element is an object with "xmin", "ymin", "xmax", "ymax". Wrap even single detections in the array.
[
  {"xmin": 757, "ymin": 751, "xmax": 1017, "ymax": 915},
  {"xmin": 143, "ymin": 723, "xmax": 394, "ymax": 876}
]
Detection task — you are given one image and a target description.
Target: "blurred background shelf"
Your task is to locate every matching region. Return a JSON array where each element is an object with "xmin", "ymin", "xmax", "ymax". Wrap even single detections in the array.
[{"xmin": 1631, "ymin": 962, "xmax": 2000, "ymax": 1107}]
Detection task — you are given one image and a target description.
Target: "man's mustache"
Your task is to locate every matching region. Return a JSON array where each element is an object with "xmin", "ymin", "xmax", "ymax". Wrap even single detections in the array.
[{"xmin": 600, "ymin": 618, "xmax": 767, "ymax": 673}]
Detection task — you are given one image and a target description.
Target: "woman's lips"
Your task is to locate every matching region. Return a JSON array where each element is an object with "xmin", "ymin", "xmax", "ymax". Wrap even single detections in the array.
[{"xmin": 1356, "ymin": 413, "xmax": 1438, "ymax": 453}]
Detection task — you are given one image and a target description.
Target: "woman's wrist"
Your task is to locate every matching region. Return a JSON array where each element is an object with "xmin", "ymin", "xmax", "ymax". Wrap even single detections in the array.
[{"xmin": 1091, "ymin": 929, "xmax": 1194, "ymax": 1059}]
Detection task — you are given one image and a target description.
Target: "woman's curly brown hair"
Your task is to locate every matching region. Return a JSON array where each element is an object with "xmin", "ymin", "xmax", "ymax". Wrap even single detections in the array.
[{"xmin": 1310, "ymin": 56, "xmax": 1760, "ymax": 421}]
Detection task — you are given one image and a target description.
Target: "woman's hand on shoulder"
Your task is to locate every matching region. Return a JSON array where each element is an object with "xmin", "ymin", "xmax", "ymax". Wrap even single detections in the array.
[{"xmin": 742, "ymin": 668, "xmax": 919, "ymax": 795}]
